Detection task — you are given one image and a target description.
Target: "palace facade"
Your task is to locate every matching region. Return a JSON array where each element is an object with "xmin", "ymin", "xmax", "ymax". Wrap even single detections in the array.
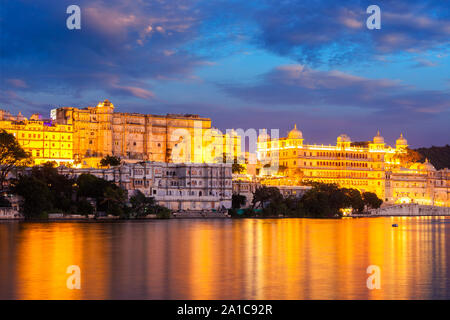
[
  {"xmin": 0, "ymin": 110, "xmax": 74, "ymax": 165},
  {"xmin": 54, "ymin": 100, "xmax": 240, "ymax": 166},
  {"xmin": 56, "ymin": 162, "xmax": 233, "ymax": 211},
  {"xmin": 387, "ymin": 161, "xmax": 450, "ymax": 207},
  {"xmin": 0, "ymin": 100, "xmax": 241, "ymax": 167},
  {"xmin": 256, "ymin": 125, "xmax": 450, "ymax": 207}
]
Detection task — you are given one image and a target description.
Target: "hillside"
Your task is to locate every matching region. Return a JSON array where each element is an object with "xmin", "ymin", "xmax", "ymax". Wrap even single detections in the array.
[{"xmin": 415, "ymin": 145, "xmax": 450, "ymax": 170}]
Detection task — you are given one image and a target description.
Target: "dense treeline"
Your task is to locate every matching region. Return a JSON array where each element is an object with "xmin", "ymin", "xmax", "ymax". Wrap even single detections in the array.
[
  {"xmin": 10, "ymin": 163, "xmax": 170, "ymax": 219},
  {"xmin": 230, "ymin": 182, "xmax": 382, "ymax": 218},
  {"xmin": 415, "ymin": 145, "xmax": 450, "ymax": 170}
]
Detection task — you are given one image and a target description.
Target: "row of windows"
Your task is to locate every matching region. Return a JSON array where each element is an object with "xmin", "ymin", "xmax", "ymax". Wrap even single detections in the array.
[
  {"xmin": 266, "ymin": 150, "xmax": 372, "ymax": 159},
  {"xmin": 395, "ymin": 192, "xmax": 426, "ymax": 198},
  {"xmin": 316, "ymin": 151, "xmax": 368, "ymax": 159},
  {"xmin": 279, "ymin": 160, "xmax": 370, "ymax": 168},
  {"xmin": 317, "ymin": 161, "xmax": 369, "ymax": 168},
  {"xmin": 33, "ymin": 150, "xmax": 72, "ymax": 158},
  {"xmin": 10, "ymin": 126, "xmax": 72, "ymax": 131},
  {"xmin": 395, "ymin": 181, "xmax": 449, "ymax": 187},
  {"xmin": 313, "ymin": 179, "xmax": 370, "ymax": 186},
  {"xmin": 315, "ymin": 171, "xmax": 369, "ymax": 178},
  {"xmin": 20, "ymin": 133, "xmax": 71, "ymax": 140},
  {"xmin": 162, "ymin": 190, "xmax": 225, "ymax": 196},
  {"xmin": 24, "ymin": 143, "xmax": 71, "ymax": 148},
  {"xmin": 133, "ymin": 180, "xmax": 150, "ymax": 187}
]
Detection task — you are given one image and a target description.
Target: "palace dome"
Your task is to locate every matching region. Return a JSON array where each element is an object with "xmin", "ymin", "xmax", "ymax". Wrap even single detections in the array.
[
  {"xmin": 288, "ymin": 124, "xmax": 303, "ymax": 139},
  {"xmin": 410, "ymin": 159, "xmax": 436, "ymax": 172},
  {"xmin": 396, "ymin": 133, "xmax": 408, "ymax": 146},
  {"xmin": 373, "ymin": 130, "xmax": 384, "ymax": 144},
  {"xmin": 337, "ymin": 134, "xmax": 351, "ymax": 143},
  {"xmin": 422, "ymin": 159, "xmax": 436, "ymax": 171}
]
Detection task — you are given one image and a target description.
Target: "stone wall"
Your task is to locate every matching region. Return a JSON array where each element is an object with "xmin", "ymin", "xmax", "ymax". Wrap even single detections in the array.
[{"xmin": 368, "ymin": 203, "xmax": 450, "ymax": 216}]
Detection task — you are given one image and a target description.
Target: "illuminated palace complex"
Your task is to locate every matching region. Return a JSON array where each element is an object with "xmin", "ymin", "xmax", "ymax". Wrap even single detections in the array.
[
  {"xmin": 1, "ymin": 102, "xmax": 449, "ymax": 207},
  {"xmin": 256, "ymin": 125, "xmax": 450, "ymax": 207},
  {"xmin": 0, "ymin": 100, "xmax": 241, "ymax": 167}
]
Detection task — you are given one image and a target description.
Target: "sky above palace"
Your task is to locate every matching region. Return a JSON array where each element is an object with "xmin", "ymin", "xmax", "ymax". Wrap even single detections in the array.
[{"xmin": 1, "ymin": 0, "xmax": 449, "ymax": 147}]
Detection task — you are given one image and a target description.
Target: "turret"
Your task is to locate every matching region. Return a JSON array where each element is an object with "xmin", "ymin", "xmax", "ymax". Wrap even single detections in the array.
[{"xmin": 396, "ymin": 133, "xmax": 408, "ymax": 150}]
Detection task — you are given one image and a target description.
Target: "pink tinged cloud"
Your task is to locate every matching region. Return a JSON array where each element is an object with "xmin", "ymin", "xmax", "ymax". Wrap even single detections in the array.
[
  {"xmin": 7, "ymin": 78, "xmax": 28, "ymax": 88},
  {"xmin": 120, "ymin": 86, "xmax": 155, "ymax": 99}
]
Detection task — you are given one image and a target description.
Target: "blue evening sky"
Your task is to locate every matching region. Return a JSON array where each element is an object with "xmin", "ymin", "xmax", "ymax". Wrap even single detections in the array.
[{"xmin": 1, "ymin": 0, "xmax": 449, "ymax": 147}]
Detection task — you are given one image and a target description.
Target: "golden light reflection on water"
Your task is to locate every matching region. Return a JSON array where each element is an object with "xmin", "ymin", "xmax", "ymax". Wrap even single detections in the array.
[{"xmin": 0, "ymin": 217, "xmax": 449, "ymax": 300}]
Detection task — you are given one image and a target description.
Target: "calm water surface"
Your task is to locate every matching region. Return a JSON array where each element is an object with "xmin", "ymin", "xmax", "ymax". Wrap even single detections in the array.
[{"xmin": 1, "ymin": 217, "xmax": 450, "ymax": 299}]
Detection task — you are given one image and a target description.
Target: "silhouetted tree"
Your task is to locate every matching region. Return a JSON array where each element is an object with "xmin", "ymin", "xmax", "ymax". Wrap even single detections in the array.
[
  {"xmin": 129, "ymin": 190, "xmax": 156, "ymax": 217},
  {"xmin": 415, "ymin": 145, "xmax": 450, "ymax": 170},
  {"xmin": 232, "ymin": 194, "xmax": 246, "ymax": 209},
  {"xmin": 100, "ymin": 155, "xmax": 121, "ymax": 167},
  {"xmin": 0, "ymin": 130, "xmax": 31, "ymax": 190},
  {"xmin": 362, "ymin": 192, "xmax": 383, "ymax": 210},
  {"xmin": 11, "ymin": 175, "xmax": 53, "ymax": 218}
]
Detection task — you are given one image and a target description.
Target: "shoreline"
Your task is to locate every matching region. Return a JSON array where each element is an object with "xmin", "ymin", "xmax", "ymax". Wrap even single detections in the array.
[
  {"xmin": 2, "ymin": 204, "xmax": 449, "ymax": 221},
  {"xmin": 2, "ymin": 214, "xmax": 450, "ymax": 222}
]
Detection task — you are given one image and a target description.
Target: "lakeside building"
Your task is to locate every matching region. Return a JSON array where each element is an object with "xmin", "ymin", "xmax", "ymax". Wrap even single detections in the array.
[
  {"xmin": 256, "ymin": 125, "xmax": 450, "ymax": 207},
  {"xmin": 53, "ymin": 100, "xmax": 241, "ymax": 167},
  {"xmin": 386, "ymin": 161, "xmax": 450, "ymax": 206},
  {"xmin": 0, "ymin": 110, "xmax": 74, "ymax": 166},
  {"xmin": 55, "ymin": 162, "xmax": 233, "ymax": 211}
]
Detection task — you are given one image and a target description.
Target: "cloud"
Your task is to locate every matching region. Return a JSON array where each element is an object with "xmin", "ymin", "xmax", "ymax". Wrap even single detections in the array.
[
  {"xmin": 221, "ymin": 64, "xmax": 450, "ymax": 116},
  {"xmin": 6, "ymin": 79, "xmax": 28, "ymax": 88},
  {"xmin": 0, "ymin": 0, "xmax": 448, "ymax": 147},
  {"xmin": 218, "ymin": 0, "xmax": 450, "ymax": 65},
  {"xmin": 0, "ymin": 0, "xmax": 205, "ymax": 107},
  {"xmin": 151, "ymin": 100, "xmax": 450, "ymax": 148},
  {"xmin": 411, "ymin": 58, "xmax": 438, "ymax": 68}
]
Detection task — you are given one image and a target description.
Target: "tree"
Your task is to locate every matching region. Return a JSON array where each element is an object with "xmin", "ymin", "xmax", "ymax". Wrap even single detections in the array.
[
  {"xmin": 76, "ymin": 199, "xmax": 94, "ymax": 215},
  {"xmin": 30, "ymin": 163, "xmax": 76, "ymax": 213},
  {"xmin": 232, "ymin": 194, "xmax": 246, "ymax": 209},
  {"xmin": 11, "ymin": 175, "xmax": 53, "ymax": 218},
  {"xmin": 101, "ymin": 185, "xmax": 127, "ymax": 217},
  {"xmin": 100, "ymin": 155, "xmax": 121, "ymax": 167},
  {"xmin": 393, "ymin": 147, "xmax": 422, "ymax": 166},
  {"xmin": 153, "ymin": 205, "xmax": 171, "ymax": 219},
  {"xmin": 129, "ymin": 190, "xmax": 156, "ymax": 217},
  {"xmin": 0, "ymin": 194, "xmax": 11, "ymax": 207},
  {"xmin": 415, "ymin": 145, "xmax": 450, "ymax": 170},
  {"xmin": 10, "ymin": 164, "xmax": 77, "ymax": 217},
  {"xmin": 301, "ymin": 182, "xmax": 349, "ymax": 217},
  {"xmin": 343, "ymin": 188, "xmax": 364, "ymax": 213},
  {"xmin": 251, "ymin": 186, "xmax": 283, "ymax": 210},
  {"xmin": 77, "ymin": 173, "xmax": 107, "ymax": 199},
  {"xmin": 232, "ymin": 163, "xmax": 246, "ymax": 174},
  {"xmin": 0, "ymin": 130, "xmax": 31, "ymax": 190},
  {"xmin": 362, "ymin": 192, "xmax": 383, "ymax": 210},
  {"xmin": 77, "ymin": 173, "xmax": 127, "ymax": 216}
]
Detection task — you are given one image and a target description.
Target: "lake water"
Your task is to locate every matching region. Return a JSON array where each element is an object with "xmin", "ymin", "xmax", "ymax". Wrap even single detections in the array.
[{"xmin": 1, "ymin": 217, "xmax": 450, "ymax": 300}]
